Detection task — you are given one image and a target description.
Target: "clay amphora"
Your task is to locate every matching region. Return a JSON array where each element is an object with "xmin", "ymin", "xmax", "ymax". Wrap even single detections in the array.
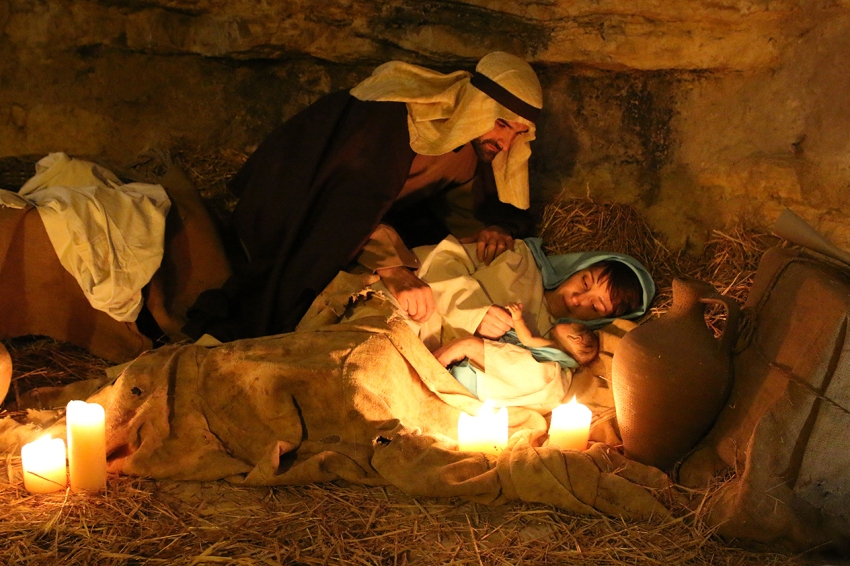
[{"xmin": 612, "ymin": 277, "xmax": 740, "ymax": 471}]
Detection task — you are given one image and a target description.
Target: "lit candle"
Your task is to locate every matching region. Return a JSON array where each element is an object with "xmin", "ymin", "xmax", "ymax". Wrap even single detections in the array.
[
  {"xmin": 457, "ymin": 400, "xmax": 508, "ymax": 455},
  {"xmin": 21, "ymin": 435, "xmax": 67, "ymax": 494},
  {"xmin": 548, "ymin": 396, "xmax": 592, "ymax": 451},
  {"xmin": 66, "ymin": 400, "xmax": 107, "ymax": 492}
]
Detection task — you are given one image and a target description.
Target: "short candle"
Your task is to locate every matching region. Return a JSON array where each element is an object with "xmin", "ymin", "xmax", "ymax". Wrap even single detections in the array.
[
  {"xmin": 457, "ymin": 400, "xmax": 508, "ymax": 455},
  {"xmin": 21, "ymin": 435, "xmax": 67, "ymax": 494},
  {"xmin": 66, "ymin": 400, "xmax": 107, "ymax": 492},
  {"xmin": 548, "ymin": 396, "xmax": 592, "ymax": 452}
]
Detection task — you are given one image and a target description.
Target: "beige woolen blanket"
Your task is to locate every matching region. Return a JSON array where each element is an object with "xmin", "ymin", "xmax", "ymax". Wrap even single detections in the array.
[{"xmin": 1, "ymin": 296, "xmax": 669, "ymax": 520}]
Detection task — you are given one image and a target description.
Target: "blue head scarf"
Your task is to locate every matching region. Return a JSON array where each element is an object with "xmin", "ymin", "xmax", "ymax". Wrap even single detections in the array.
[{"xmin": 524, "ymin": 237, "xmax": 656, "ymax": 330}]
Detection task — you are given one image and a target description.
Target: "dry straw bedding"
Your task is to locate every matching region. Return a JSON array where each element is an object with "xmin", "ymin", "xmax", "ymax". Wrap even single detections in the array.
[{"xmin": 0, "ymin": 148, "xmax": 810, "ymax": 565}]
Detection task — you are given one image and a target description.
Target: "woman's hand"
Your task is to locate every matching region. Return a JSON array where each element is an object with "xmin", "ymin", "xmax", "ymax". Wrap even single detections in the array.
[
  {"xmin": 475, "ymin": 305, "xmax": 513, "ymax": 339},
  {"xmin": 433, "ymin": 336, "xmax": 485, "ymax": 369}
]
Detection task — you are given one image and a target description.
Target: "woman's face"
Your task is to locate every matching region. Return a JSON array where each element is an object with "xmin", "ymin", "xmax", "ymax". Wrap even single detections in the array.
[{"xmin": 544, "ymin": 266, "xmax": 615, "ymax": 321}]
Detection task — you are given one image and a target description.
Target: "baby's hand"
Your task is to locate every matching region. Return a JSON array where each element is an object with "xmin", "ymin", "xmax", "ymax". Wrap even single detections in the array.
[{"xmin": 505, "ymin": 302, "xmax": 523, "ymax": 318}]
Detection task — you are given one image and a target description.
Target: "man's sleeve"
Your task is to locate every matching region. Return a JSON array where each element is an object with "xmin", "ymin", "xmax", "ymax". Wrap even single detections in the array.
[{"xmin": 356, "ymin": 224, "xmax": 421, "ymax": 272}]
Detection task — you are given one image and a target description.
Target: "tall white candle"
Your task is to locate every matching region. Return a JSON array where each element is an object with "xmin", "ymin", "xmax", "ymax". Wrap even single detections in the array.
[
  {"xmin": 21, "ymin": 435, "xmax": 67, "ymax": 494},
  {"xmin": 457, "ymin": 400, "xmax": 508, "ymax": 455},
  {"xmin": 548, "ymin": 396, "xmax": 592, "ymax": 452},
  {"xmin": 66, "ymin": 400, "xmax": 107, "ymax": 492}
]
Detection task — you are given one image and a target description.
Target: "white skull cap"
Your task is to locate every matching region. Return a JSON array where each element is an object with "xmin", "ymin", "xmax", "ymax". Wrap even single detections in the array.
[{"xmin": 475, "ymin": 52, "xmax": 543, "ymax": 111}]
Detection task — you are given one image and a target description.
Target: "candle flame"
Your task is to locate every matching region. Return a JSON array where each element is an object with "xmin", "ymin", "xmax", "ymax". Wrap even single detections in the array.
[{"xmin": 477, "ymin": 399, "xmax": 497, "ymax": 416}]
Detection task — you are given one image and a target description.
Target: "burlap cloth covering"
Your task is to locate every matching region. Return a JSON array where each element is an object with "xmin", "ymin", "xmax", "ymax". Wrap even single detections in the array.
[{"xmin": 0, "ymin": 287, "xmax": 670, "ymax": 521}]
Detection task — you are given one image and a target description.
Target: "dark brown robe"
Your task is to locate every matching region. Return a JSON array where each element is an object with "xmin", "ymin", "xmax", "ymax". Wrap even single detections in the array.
[{"xmin": 184, "ymin": 91, "xmax": 532, "ymax": 341}]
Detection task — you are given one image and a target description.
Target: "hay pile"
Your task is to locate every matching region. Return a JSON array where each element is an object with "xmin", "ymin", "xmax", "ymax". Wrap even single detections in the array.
[
  {"xmin": 0, "ymin": 469, "xmax": 805, "ymax": 565},
  {"xmin": 0, "ymin": 148, "xmax": 812, "ymax": 565}
]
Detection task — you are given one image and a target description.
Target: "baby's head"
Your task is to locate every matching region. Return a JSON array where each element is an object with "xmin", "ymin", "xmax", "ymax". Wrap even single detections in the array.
[{"xmin": 550, "ymin": 322, "xmax": 599, "ymax": 365}]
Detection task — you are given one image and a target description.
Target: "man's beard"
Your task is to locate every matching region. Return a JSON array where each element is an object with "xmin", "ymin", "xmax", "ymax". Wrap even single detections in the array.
[{"xmin": 471, "ymin": 138, "xmax": 501, "ymax": 163}]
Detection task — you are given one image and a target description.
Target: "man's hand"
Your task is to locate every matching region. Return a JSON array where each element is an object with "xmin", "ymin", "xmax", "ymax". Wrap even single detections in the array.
[
  {"xmin": 376, "ymin": 266, "xmax": 435, "ymax": 323},
  {"xmin": 475, "ymin": 305, "xmax": 513, "ymax": 339},
  {"xmin": 460, "ymin": 225, "xmax": 514, "ymax": 265}
]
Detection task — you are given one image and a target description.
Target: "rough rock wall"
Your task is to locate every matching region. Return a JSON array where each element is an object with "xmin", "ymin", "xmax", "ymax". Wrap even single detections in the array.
[{"xmin": 1, "ymin": 0, "xmax": 849, "ymax": 249}]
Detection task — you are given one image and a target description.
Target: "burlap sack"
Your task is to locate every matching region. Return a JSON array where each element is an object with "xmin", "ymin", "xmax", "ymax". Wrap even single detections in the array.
[{"xmin": 679, "ymin": 247, "xmax": 850, "ymax": 554}]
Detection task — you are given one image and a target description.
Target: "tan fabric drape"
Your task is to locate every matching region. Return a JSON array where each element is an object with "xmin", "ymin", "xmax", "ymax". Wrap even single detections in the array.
[{"xmin": 0, "ymin": 306, "xmax": 669, "ymax": 522}]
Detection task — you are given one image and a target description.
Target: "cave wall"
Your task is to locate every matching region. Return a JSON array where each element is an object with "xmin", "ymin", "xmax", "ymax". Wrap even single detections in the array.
[{"xmin": 1, "ymin": 0, "xmax": 849, "ymax": 250}]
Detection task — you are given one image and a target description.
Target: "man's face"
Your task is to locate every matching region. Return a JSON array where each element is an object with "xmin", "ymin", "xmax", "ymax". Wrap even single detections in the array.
[
  {"xmin": 471, "ymin": 118, "xmax": 529, "ymax": 162},
  {"xmin": 544, "ymin": 266, "xmax": 615, "ymax": 321}
]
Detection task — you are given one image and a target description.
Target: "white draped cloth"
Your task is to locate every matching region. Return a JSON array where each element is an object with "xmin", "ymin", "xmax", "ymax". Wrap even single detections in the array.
[
  {"xmin": 367, "ymin": 236, "xmax": 569, "ymax": 411},
  {"xmin": 0, "ymin": 153, "xmax": 170, "ymax": 322},
  {"xmin": 475, "ymin": 339, "xmax": 569, "ymax": 411},
  {"xmin": 412, "ymin": 237, "xmax": 554, "ymax": 349}
]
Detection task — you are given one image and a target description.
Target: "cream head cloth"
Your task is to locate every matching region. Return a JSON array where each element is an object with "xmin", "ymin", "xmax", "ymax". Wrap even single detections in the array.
[{"xmin": 350, "ymin": 52, "xmax": 542, "ymax": 210}]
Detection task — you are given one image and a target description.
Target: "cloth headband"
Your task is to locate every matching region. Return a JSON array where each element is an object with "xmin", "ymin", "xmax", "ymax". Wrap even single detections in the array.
[{"xmin": 470, "ymin": 72, "xmax": 541, "ymax": 123}]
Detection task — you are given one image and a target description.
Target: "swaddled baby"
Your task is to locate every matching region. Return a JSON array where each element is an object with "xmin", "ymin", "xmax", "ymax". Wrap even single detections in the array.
[{"xmin": 505, "ymin": 302, "xmax": 598, "ymax": 365}]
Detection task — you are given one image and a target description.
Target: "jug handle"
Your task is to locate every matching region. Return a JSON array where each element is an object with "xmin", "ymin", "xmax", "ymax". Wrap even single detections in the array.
[{"xmin": 699, "ymin": 293, "xmax": 741, "ymax": 353}]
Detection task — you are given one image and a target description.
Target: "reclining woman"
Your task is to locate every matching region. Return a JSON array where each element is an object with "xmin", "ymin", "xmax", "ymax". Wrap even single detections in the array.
[{"xmin": 368, "ymin": 235, "xmax": 655, "ymax": 411}]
